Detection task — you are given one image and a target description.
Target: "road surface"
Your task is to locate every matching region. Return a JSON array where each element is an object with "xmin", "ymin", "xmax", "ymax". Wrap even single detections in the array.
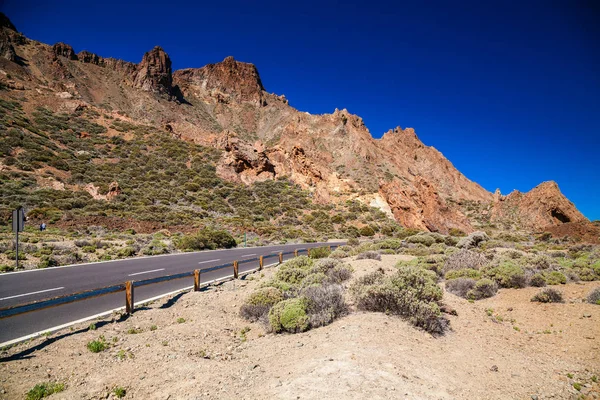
[{"xmin": 0, "ymin": 242, "xmax": 341, "ymax": 345}]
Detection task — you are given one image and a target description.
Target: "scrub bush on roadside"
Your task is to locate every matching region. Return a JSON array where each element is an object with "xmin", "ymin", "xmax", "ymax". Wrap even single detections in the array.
[{"xmin": 531, "ymin": 288, "xmax": 563, "ymax": 303}]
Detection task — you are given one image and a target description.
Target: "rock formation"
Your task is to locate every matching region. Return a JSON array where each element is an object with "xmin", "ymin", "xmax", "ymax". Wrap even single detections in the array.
[
  {"xmin": 0, "ymin": 14, "xmax": 590, "ymax": 236},
  {"xmin": 133, "ymin": 46, "xmax": 173, "ymax": 95},
  {"xmin": 490, "ymin": 181, "xmax": 587, "ymax": 230},
  {"xmin": 52, "ymin": 42, "xmax": 78, "ymax": 60}
]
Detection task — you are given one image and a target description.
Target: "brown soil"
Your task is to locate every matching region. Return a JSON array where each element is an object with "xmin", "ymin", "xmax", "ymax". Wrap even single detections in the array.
[
  {"xmin": 1, "ymin": 255, "xmax": 599, "ymax": 399},
  {"xmin": 52, "ymin": 216, "xmax": 199, "ymax": 234}
]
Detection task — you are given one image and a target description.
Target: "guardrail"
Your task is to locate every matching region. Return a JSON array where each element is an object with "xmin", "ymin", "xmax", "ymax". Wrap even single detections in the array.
[{"xmin": 0, "ymin": 245, "xmax": 339, "ymax": 319}]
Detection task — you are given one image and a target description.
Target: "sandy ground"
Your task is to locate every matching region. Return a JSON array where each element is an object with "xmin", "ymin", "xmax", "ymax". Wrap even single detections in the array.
[{"xmin": 1, "ymin": 255, "xmax": 599, "ymax": 399}]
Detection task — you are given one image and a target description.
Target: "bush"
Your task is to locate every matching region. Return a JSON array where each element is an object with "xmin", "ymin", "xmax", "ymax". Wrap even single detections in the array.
[
  {"xmin": 406, "ymin": 234, "xmax": 436, "ymax": 247},
  {"xmin": 444, "ymin": 268, "xmax": 481, "ymax": 280},
  {"xmin": 310, "ymin": 258, "xmax": 353, "ymax": 283},
  {"xmin": 0, "ymin": 264, "xmax": 15, "ymax": 272},
  {"xmin": 587, "ymin": 287, "xmax": 600, "ymax": 305},
  {"xmin": 445, "ymin": 278, "xmax": 476, "ymax": 298},
  {"xmin": 466, "ymin": 279, "xmax": 498, "ymax": 300},
  {"xmin": 443, "ymin": 249, "xmax": 488, "ymax": 273},
  {"xmin": 240, "ymin": 287, "xmax": 284, "ymax": 322},
  {"xmin": 456, "ymin": 231, "xmax": 489, "ymax": 249},
  {"xmin": 529, "ymin": 273, "xmax": 547, "ymax": 287},
  {"xmin": 531, "ymin": 288, "xmax": 563, "ymax": 303},
  {"xmin": 176, "ymin": 227, "xmax": 236, "ymax": 251},
  {"xmin": 309, "ymin": 246, "xmax": 331, "ymax": 259},
  {"xmin": 350, "ymin": 267, "xmax": 448, "ymax": 334},
  {"xmin": 544, "ymin": 271, "xmax": 567, "ymax": 285},
  {"xmin": 484, "ymin": 261, "xmax": 527, "ymax": 288},
  {"xmin": 329, "ymin": 249, "xmax": 348, "ymax": 259},
  {"xmin": 302, "ymin": 284, "xmax": 347, "ymax": 328},
  {"xmin": 268, "ymin": 297, "xmax": 310, "ymax": 333},
  {"xmin": 87, "ymin": 337, "xmax": 108, "ymax": 353},
  {"xmin": 359, "ymin": 226, "xmax": 375, "ymax": 237},
  {"xmin": 26, "ymin": 382, "xmax": 65, "ymax": 400},
  {"xmin": 347, "ymin": 238, "xmax": 359, "ymax": 247},
  {"xmin": 356, "ymin": 251, "xmax": 382, "ymax": 261}
]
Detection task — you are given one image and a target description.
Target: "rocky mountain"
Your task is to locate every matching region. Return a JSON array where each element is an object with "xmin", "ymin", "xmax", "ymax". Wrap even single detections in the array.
[{"xmin": 0, "ymin": 13, "xmax": 592, "ymax": 238}]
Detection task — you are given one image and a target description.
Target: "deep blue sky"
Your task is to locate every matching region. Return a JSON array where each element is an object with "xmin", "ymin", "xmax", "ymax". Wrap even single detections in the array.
[{"xmin": 3, "ymin": 0, "xmax": 599, "ymax": 220}]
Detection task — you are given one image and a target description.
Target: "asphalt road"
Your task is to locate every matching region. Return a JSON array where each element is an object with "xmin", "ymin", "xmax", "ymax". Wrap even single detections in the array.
[{"xmin": 0, "ymin": 242, "xmax": 341, "ymax": 345}]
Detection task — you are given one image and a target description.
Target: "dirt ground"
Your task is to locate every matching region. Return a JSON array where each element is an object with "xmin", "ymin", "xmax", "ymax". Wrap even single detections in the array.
[{"xmin": 1, "ymin": 255, "xmax": 599, "ymax": 399}]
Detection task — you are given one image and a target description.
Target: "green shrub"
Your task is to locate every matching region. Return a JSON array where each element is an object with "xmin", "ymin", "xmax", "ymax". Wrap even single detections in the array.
[
  {"xmin": 466, "ymin": 279, "xmax": 498, "ymax": 300},
  {"xmin": 350, "ymin": 267, "xmax": 447, "ymax": 334},
  {"xmin": 406, "ymin": 234, "xmax": 436, "ymax": 247},
  {"xmin": 268, "ymin": 297, "xmax": 310, "ymax": 333},
  {"xmin": 0, "ymin": 264, "xmax": 15, "ymax": 272},
  {"xmin": 544, "ymin": 271, "xmax": 566, "ymax": 285},
  {"xmin": 484, "ymin": 261, "xmax": 527, "ymax": 288},
  {"xmin": 301, "ymin": 272, "xmax": 327, "ymax": 287},
  {"xmin": 176, "ymin": 227, "xmax": 236, "ymax": 251},
  {"xmin": 87, "ymin": 337, "xmax": 108, "ymax": 353},
  {"xmin": 26, "ymin": 382, "xmax": 65, "ymax": 400},
  {"xmin": 240, "ymin": 287, "xmax": 284, "ymax": 322},
  {"xmin": 309, "ymin": 246, "xmax": 331, "ymax": 259},
  {"xmin": 531, "ymin": 288, "xmax": 563, "ymax": 303},
  {"xmin": 444, "ymin": 268, "xmax": 482, "ymax": 280},
  {"xmin": 117, "ymin": 246, "xmax": 136, "ymax": 257},
  {"xmin": 359, "ymin": 226, "xmax": 375, "ymax": 237},
  {"xmin": 113, "ymin": 387, "xmax": 126, "ymax": 398},
  {"xmin": 529, "ymin": 273, "xmax": 547, "ymax": 287}
]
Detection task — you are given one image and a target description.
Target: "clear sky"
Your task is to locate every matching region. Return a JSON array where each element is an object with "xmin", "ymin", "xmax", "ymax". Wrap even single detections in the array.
[{"xmin": 3, "ymin": 0, "xmax": 599, "ymax": 220}]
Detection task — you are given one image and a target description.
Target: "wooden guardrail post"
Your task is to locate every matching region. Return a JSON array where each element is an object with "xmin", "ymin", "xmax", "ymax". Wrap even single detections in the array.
[
  {"xmin": 233, "ymin": 260, "xmax": 239, "ymax": 279},
  {"xmin": 259, "ymin": 255, "xmax": 264, "ymax": 270},
  {"xmin": 125, "ymin": 281, "xmax": 134, "ymax": 314},
  {"xmin": 294, "ymin": 249, "xmax": 298, "ymax": 257},
  {"xmin": 307, "ymin": 248, "xmax": 311, "ymax": 257},
  {"xmin": 279, "ymin": 252, "xmax": 283, "ymax": 264},
  {"xmin": 194, "ymin": 269, "xmax": 201, "ymax": 291},
  {"xmin": 328, "ymin": 245, "xmax": 331, "ymax": 252}
]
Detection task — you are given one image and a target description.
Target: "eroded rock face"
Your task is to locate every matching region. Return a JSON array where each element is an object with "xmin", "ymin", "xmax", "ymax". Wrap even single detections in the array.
[
  {"xmin": 53, "ymin": 42, "xmax": 78, "ymax": 60},
  {"xmin": 173, "ymin": 56, "xmax": 265, "ymax": 105},
  {"xmin": 133, "ymin": 46, "xmax": 173, "ymax": 95},
  {"xmin": 0, "ymin": 13, "xmax": 17, "ymax": 62},
  {"xmin": 78, "ymin": 50, "xmax": 103, "ymax": 65},
  {"xmin": 490, "ymin": 181, "xmax": 587, "ymax": 230},
  {"xmin": 216, "ymin": 132, "xmax": 275, "ymax": 184},
  {"xmin": 380, "ymin": 178, "xmax": 474, "ymax": 234}
]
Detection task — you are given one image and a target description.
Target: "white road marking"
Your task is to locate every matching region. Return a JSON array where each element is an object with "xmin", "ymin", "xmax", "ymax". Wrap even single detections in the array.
[
  {"xmin": 198, "ymin": 259, "xmax": 221, "ymax": 264},
  {"xmin": 0, "ymin": 287, "xmax": 65, "ymax": 301},
  {"xmin": 0, "ymin": 260, "xmax": 283, "ymax": 348},
  {"xmin": 241, "ymin": 254, "xmax": 257, "ymax": 257},
  {"xmin": 127, "ymin": 268, "xmax": 165, "ymax": 277}
]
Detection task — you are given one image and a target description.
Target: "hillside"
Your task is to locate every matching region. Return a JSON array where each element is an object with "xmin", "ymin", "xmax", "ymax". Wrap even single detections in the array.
[{"xmin": 0, "ymin": 12, "xmax": 594, "ymax": 243}]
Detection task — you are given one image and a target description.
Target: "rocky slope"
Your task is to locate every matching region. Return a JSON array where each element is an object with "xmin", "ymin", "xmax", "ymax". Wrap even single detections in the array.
[{"xmin": 0, "ymin": 13, "xmax": 590, "ymax": 236}]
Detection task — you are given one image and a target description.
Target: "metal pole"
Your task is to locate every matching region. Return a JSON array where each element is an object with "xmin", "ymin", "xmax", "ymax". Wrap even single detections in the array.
[
  {"xmin": 15, "ymin": 228, "xmax": 19, "ymax": 270},
  {"xmin": 244, "ymin": 232, "xmax": 247, "ymax": 248}
]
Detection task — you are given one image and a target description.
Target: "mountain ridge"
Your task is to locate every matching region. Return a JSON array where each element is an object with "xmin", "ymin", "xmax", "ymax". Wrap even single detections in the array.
[{"xmin": 0, "ymin": 12, "xmax": 592, "ymax": 239}]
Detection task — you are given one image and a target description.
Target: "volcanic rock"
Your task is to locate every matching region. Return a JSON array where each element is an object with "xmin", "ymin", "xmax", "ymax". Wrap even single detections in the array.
[
  {"xmin": 133, "ymin": 46, "xmax": 173, "ymax": 95},
  {"xmin": 78, "ymin": 50, "xmax": 103, "ymax": 65},
  {"xmin": 53, "ymin": 42, "xmax": 78, "ymax": 60}
]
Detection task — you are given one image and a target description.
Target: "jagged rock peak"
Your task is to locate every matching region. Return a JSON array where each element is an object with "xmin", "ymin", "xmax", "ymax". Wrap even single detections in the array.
[
  {"xmin": 133, "ymin": 46, "xmax": 173, "ymax": 94},
  {"xmin": 0, "ymin": 13, "xmax": 17, "ymax": 31},
  {"xmin": 78, "ymin": 50, "xmax": 103, "ymax": 65},
  {"xmin": 174, "ymin": 55, "xmax": 265, "ymax": 104},
  {"xmin": 53, "ymin": 42, "xmax": 78, "ymax": 60}
]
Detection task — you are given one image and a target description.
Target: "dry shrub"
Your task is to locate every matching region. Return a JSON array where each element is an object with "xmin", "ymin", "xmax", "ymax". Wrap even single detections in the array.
[
  {"xmin": 443, "ymin": 249, "xmax": 488, "ymax": 273},
  {"xmin": 466, "ymin": 279, "xmax": 498, "ymax": 300},
  {"xmin": 356, "ymin": 251, "xmax": 382, "ymax": 261},
  {"xmin": 302, "ymin": 284, "xmax": 347, "ymax": 328},
  {"xmin": 456, "ymin": 231, "xmax": 489, "ymax": 249},
  {"xmin": 445, "ymin": 278, "xmax": 476, "ymax": 298},
  {"xmin": 587, "ymin": 287, "xmax": 600, "ymax": 305},
  {"xmin": 240, "ymin": 287, "xmax": 284, "ymax": 322},
  {"xmin": 531, "ymin": 288, "xmax": 563, "ymax": 303},
  {"xmin": 529, "ymin": 273, "xmax": 547, "ymax": 287}
]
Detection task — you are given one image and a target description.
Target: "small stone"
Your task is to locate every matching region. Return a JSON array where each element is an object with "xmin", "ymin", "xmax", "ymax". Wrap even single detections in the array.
[
  {"xmin": 531, "ymin": 396, "xmax": 538, "ymax": 400},
  {"xmin": 490, "ymin": 365, "xmax": 498, "ymax": 372}
]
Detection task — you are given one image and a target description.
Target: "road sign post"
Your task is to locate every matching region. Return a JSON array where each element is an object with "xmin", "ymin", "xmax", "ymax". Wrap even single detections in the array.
[{"xmin": 12, "ymin": 207, "xmax": 25, "ymax": 269}]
